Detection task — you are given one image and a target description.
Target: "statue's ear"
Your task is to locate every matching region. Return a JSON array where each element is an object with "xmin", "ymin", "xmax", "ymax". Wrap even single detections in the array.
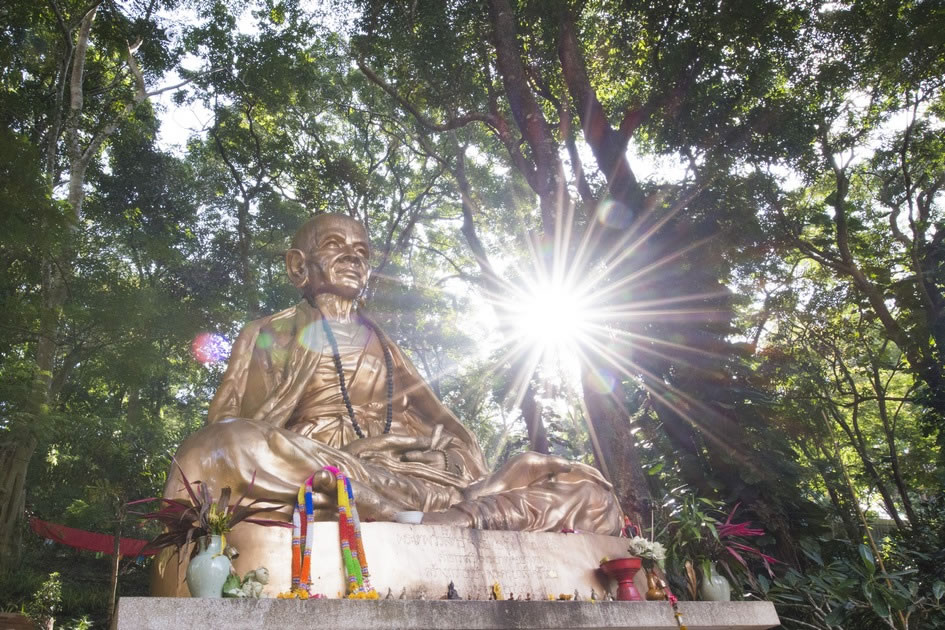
[{"xmin": 285, "ymin": 248, "xmax": 308, "ymax": 289}]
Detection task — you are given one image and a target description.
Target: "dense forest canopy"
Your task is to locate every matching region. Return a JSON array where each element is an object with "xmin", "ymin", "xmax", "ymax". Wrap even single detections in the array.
[{"xmin": 1, "ymin": 0, "xmax": 943, "ymax": 627}]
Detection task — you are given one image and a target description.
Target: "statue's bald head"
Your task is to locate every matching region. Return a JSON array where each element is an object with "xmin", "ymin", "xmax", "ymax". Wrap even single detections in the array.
[
  {"xmin": 291, "ymin": 213, "xmax": 369, "ymax": 255},
  {"xmin": 286, "ymin": 213, "xmax": 371, "ymax": 301}
]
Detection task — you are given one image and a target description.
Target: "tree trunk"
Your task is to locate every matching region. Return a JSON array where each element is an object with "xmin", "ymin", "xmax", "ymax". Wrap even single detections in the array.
[
  {"xmin": 0, "ymin": 438, "xmax": 35, "ymax": 561},
  {"xmin": 581, "ymin": 368, "xmax": 652, "ymax": 526},
  {"xmin": 874, "ymin": 384, "xmax": 918, "ymax": 525},
  {"xmin": 64, "ymin": 5, "xmax": 97, "ymax": 219},
  {"xmin": 236, "ymin": 198, "xmax": 260, "ymax": 319},
  {"xmin": 483, "ymin": 2, "xmax": 656, "ymax": 521},
  {"xmin": 107, "ymin": 519, "xmax": 122, "ymax": 630},
  {"xmin": 885, "ymin": 440, "xmax": 918, "ymax": 526},
  {"xmin": 126, "ymin": 387, "xmax": 142, "ymax": 425},
  {"xmin": 0, "ymin": 5, "xmax": 93, "ymax": 563},
  {"xmin": 0, "ymin": 1, "xmax": 163, "ymax": 563},
  {"xmin": 0, "ymin": 254, "xmax": 63, "ymax": 561},
  {"xmin": 0, "ymin": 284, "xmax": 67, "ymax": 563},
  {"xmin": 486, "ymin": 0, "xmax": 568, "ymax": 232},
  {"xmin": 521, "ymin": 383, "xmax": 549, "ymax": 454},
  {"xmin": 802, "ymin": 441, "xmax": 861, "ymax": 541},
  {"xmin": 557, "ymin": 11, "xmax": 644, "ymax": 213},
  {"xmin": 825, "ymin": 153, "xmax": 945, "ymax": 439},
  {"xmin": 832, "ymin": 412, "xmax": 906, "ymax": 530},
  {"xmin": 453, "ymin": 148, "xmax": 551, "ymax": 456}
]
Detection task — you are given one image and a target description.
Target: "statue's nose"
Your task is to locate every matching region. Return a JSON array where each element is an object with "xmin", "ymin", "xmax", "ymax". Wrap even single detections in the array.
[{"xmin": 338, "ymin": 248, "xmax": 363, "ymax": 265}]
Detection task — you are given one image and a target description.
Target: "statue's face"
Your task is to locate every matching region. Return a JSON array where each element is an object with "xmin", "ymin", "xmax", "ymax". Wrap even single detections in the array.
[{"xmin": 303, "ymin": 216, "xmax": 371, "ymax": 300}]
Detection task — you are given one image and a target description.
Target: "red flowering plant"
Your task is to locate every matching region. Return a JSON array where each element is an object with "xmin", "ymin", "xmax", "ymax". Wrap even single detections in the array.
[
  {"xmin": 714, "ymin": 503, "xmax": 779, "ymax": 585},
  {"xmin": 662, "ymin": 494, "xmax": 779, "ymax": 599},
  {"xmin": 129, "ymin": 462, "xmax": 291, "ymax": 559}
]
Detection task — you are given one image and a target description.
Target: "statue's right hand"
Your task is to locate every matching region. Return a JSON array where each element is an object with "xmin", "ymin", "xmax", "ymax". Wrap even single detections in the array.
[
  {"xmin": 309, "ymin": 470, "xmax": 403, "ymax": 523},
  {"xmin": 308, "ymin": 469, "xmax": 337, "ymax": 513}
]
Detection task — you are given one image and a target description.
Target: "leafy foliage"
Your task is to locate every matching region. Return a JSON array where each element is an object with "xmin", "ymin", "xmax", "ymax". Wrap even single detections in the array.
[
  {"xmin": 659, "ymin": 494, "xmax": 777, "ymax": 599},
  {"xmin": 763, "ymin": 537, "xmax": 945, "ymax": 630},
  {"xmin": 24, "ymin": 571, "xmax": 61, "ymax": 630},
  {"xmin": 0, "ymin": 0, "xmax": 943, "ymax": 627},
  {"xmin": 129, "ymin": 466, "xmax": 290, "ymax": 557}
]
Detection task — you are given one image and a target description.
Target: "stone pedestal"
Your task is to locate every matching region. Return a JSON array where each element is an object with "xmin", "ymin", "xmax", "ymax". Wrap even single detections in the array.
[
  {"xmin": 0, "ymin": 612, "xmax": 33, "ymax": 630},
  {"xmin": 143, "ymin": 523, "xmax": 781, "ymax": 629},
  {"xmin": 152, "ymin": 522, "xmax": 646, "ymax": 600},
  {"xmin": 116, "ymin": 598, "xmax": 781, "ymax": 630}
]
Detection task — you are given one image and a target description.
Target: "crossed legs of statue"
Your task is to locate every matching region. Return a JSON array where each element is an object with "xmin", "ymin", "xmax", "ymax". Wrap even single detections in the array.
[
  {"xmin": 169, "ymin": 418, "xmax": 419, "ymax": 522},
  {"xmin": 168, "ymin": 418, "xmax": 621, "ymax": 535},
  {"xmin": 424, "ymin": 453, "xmax": 621, "ymax": 533}
]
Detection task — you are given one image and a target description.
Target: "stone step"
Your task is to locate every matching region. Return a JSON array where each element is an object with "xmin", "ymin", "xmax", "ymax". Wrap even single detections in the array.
[{"xmin": 117, "ymin": 598, "xmax": 780, "ymax": 630}]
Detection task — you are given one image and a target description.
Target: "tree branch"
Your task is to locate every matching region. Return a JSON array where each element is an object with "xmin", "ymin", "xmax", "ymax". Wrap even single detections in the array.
[
  {"xmin": 487, "ymin": 0, "xmax": 569, "ymax": 232},
  {"xmin": 557, "ymin": 9, "xmax": 643, "ymax": 213},
  {"xmin": 528, "ymin": 66, "xmax": 595, "ymax": 206},
  {"xmin": 357, "ymin": 59, "xmax": 497, "ymax": 132},
  {"xmin": 820, "ymin": 133, "xmax": 915, "ymax": 361}
]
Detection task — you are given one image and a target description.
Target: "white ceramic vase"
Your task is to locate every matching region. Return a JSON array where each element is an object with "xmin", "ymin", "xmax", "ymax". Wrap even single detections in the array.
[
  {"xmin": 699, "ymin": 562, "xmax": 732, "ymax": 601},
  {"xmin": 186, "ymin": 535, "xmax": 231, "ymax": 598}
]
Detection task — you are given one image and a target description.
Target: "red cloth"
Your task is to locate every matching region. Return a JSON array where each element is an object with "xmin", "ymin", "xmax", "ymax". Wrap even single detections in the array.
[{"xmin": 29, "ymin": 517, "xmax": 157, "ymax": 556}]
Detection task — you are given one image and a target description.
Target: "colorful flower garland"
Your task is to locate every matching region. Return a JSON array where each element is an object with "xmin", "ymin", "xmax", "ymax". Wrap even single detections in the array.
[{"xmin": 279, "ymin": 466, "xmax": 378, "ymax": 600}]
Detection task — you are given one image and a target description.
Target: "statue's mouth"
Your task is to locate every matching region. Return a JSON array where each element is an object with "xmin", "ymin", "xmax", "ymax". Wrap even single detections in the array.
[
  {"xmin": 332, "ymin": 259, "xmax": 362, "ymax": 275},
  {"xmin": 338, "ymin": 268, "xmax": 362, "ymax": 280}
]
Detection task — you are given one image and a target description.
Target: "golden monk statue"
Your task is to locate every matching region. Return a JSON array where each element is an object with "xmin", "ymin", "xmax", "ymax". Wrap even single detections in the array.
[{"xmin": 166, "ymin": 213, "xmax": 621, "ymax": 534}]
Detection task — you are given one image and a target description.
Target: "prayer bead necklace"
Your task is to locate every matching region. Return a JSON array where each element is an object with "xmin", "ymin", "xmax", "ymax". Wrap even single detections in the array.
[{"xmin": 319, "ymin": 311, "xmax": 394, "ymax": 439}]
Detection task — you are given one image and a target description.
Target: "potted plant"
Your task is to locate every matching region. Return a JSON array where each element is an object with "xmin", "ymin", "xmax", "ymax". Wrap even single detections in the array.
[
  {"xmin": 130, "ymin": 465, "xmax": 291, "ymax": 597},
  {"xmin": 662, "ymin": 495, "xmax": 778, "ymax": 601}
]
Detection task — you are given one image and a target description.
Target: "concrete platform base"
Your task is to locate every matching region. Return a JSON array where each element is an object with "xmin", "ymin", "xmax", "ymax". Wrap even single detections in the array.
[
  {"xmin": 116, "ymin": 598, "xmax": 780, "ymax": 630},
  {"xmin": 151, "ymin": 522, "xmax": 647, "ymax": 599}
]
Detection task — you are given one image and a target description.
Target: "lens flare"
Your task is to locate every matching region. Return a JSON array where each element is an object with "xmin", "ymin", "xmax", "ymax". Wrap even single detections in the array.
[
  {"xmin": 460, "ymin": 195, "xmax": 754, "ymax": 479},
  {"xmin": 583, "ymin": 365, "xmax": 617, "ymax": 394},
  {"xmin": 505, "ymin": 278, "xmax": 594, "ymax": 369},
  {"xmin": 298, "ymin": 322, "xmax": 326, "ymax": 352},
  {"xmin": 191, "ymin": 333, "xmax": 230, "ymax": 365}
]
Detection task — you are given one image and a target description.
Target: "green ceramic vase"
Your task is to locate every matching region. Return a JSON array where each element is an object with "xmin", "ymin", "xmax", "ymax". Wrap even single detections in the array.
[
  {"xmin": 186, "ymin": 535, "xmax": 231, "ymax": 598},
  {"xmin": 699, "ymin": 562, "xmax": 732, "ymax": 601}
]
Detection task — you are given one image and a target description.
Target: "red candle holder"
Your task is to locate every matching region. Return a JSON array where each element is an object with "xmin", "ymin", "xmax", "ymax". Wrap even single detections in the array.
[{"xmin": 599, "ymin": 557, "xmax": 643, "ymax": 601}]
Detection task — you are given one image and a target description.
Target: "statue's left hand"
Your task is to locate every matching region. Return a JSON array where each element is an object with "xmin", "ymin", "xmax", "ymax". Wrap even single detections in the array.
[
  {"xmin": 342, "ymin": 434, "xmax": 438, "ymax": 457},
  {"xmin": 461, "ymin": 452, "xmax": 606, "ymax": 502},
  {"xmin": 400, "ymin": 449, "xmax": 449, "ymax": 467}
]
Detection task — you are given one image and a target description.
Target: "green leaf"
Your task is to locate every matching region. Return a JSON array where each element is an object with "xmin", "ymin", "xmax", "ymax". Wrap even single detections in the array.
[
  {"xmin": 867, "ymin": 589, "xmax": 890, "ymax": 619},
  {"xmin": 222, "ymin": 573, "xmax": 241, "ymax": 597},
  {"xmin": 858, "ymin": 544, "xmax": 875, "ymax": 576},
  {"xmin": 757, "ymin": 573, "xmax": 770, "ymax": 594},
  {"xmin": 799, "ymin": 539, "xmax": 824, "ymax": 566},
  {"xmin": 933, "ymin": 581, "xmax": 945, "ymax": 601},
  {"xmin": 701, "ymin": 559, "xmax": 712, "ymax": 585},
  {"xmin": 824, "ymin": 605, "xmax": 846, "ymax": 626}
]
